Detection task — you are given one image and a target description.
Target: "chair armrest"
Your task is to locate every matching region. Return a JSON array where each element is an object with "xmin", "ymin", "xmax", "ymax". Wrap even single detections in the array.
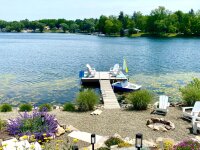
[
  {"xmin": 153, "ymin": 101, "xmax": 159, "ymax": 109},
  {"xmin": 182, "ymin": 107, "xmax": 193, "ymax": 112}
]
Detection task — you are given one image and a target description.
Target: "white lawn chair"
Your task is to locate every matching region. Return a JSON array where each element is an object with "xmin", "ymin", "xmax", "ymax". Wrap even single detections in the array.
[
  {"xmin": 153, "ymin": 95, "xmax": 170, "ymax": 114},
  {"xmin": 182, "ymin": 101, "xmax": 200, "ymax": 121},
  {"xmin": 110, "ymin": 64, "xmax": 120, "ymax": 76},
  {"xmin": 193, "ymin": 120, "xmax": 200, "ymax": 134},
  {"xmin": 86, "ymin": 64, "xmax": 96, "ymax": 77}
]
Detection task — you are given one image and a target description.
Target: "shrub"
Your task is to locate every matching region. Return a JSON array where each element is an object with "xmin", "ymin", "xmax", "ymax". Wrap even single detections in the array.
[
  {"xmin": 0, "ymin": 103, "xmax": 12, "ymax": 112},
  {"xmin": 19, "ymin": 103, "xmax": 33, "ymax": 112},
  {"xmin": 39, "ymin": 103, "xmax": 52, "ymax": 112},
  {"xmin": 127, "ymin": 90, "xmax": 153, "ymax": 110},
  {"xmin": 105, "ymin": 137, "xmax": 124, "ymax": 147},
  {"xmin": 7, "ymin": 110, "xmax": 58, "ymax": 140},
  {"xmin": 180, "ymin": 78, "xmax": 200, "ymax": 106},
  {"xmin": 97, "ymin": 147, "xmax": 110, "ymax": 150},
  {"xmin": 0, "ymin": 119, "xmax": 6, "ymax": 130},
  {"xmin": 163, "ymin": 139, "xmax": 174, "ymax": 150},
  {"xmin": 76, "ymin": 89, "xmax": 99, "ymax": 111},
  {"xmin": 173, "ymin": 139, "xmax": 200, "ymax": 150},
  {"xmin": 63, "ymin": 103, "xmax": 76, "ymax": 112},
  {"xmin": 118, "ymin": 142, "xmax": 133, "ymax": 148}
]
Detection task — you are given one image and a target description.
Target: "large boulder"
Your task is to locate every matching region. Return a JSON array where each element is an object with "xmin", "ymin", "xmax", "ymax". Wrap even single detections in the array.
[{"xmin": 56, "ymin": 125, "xmax": 65, "ymax": 137}]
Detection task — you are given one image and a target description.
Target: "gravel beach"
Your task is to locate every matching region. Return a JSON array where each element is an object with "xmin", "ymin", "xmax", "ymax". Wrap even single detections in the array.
[{"xmin": 0, "ymin": 107, "xmax": 196, "ymax": 142}]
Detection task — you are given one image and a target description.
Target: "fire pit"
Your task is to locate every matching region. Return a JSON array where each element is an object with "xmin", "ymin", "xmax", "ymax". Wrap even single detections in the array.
[{"xmin": 146, "ymin": 118, "xmax": 175, "ymax": 132}]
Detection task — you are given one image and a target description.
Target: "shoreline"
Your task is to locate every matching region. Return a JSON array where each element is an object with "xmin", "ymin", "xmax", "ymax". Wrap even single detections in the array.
[
  {"xmin": 1, "ymin": 32, "xmax": 200, "ymax": 38},
  {"xmin": 0, "ymin": 107, "xmax": 195, "ymax": 141}
]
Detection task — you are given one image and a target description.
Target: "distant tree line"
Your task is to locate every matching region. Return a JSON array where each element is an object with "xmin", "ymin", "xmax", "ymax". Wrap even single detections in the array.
[{"xmin": 0, "ymin": 7, "xmax": 200, "ymax": 36}]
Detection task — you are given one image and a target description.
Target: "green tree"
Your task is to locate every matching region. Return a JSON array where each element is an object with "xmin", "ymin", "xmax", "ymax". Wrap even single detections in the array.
[
  {"xmin": 69, "ymin": 23, "xmax": 79, "ymax": 33},
  {"xmin": 104, "ymin": 19, "xmax": 113, "ymax": 35},
  {"xmin": 10, "ymin": 21, "xmax": 24, "ymax": 32},
  {"xmin": 60, "ymin": 23, "xmax": 69, "ymax": 32},
  {"xmin": 97, "ymin": 15, "xmax": 107, "ymax": 33}
]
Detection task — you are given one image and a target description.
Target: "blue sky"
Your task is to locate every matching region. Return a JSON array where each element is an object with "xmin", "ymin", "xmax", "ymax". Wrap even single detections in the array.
[{"xmin": 0, "ymin": 0, "xmax": 200, "ymax": 21}]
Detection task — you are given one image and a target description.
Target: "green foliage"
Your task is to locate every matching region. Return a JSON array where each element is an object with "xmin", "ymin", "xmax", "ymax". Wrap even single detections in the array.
[
  {"xmin": 0, "ymin": 103, "xmax": 12, "ymax": 112},
  {"xmin": 118, "ymin": 142, "xmax": 133, "ymax": 148},
  {"xmin": 97, "ymin": 147, "xmax": 110, "ymax": 150},
  {"xmin": 1, "ymin": 7, "xmax": 200, "ymax": 36},
  {"xmin": 163, "ymin": 139, "xmax": 174, "ymax": 150},
  {"xmin": 63, "ymin": 103, "xmax": 76, "ymax": 112},
  {"xmin": 127, "ymin": 90, "xmax": 153, "ymax": 110},
  {"xmin": 105, "ymin": 137, "xmax": 124, "ymax": 147},
  {"xmin": 180, "ymin": 78, "xmax": 200, "ymax": 106},
  {"xmin": 19, "ymin": 103, "xmax": 33, "ymax": 112},
  {"xmin": 76, "ymin": 89, "xmax": 99, "ymax": 111},
  {"xmin": 0, "ymin": 119, "xmax": 6, "ymax": 131},
  {"xmin": 39, "ymin": 103, "xmax": 52, "ymax": 112}
]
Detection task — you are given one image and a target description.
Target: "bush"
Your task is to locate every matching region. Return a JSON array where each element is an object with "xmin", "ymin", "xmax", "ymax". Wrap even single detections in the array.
[
  {"xmin": 0, "ymin": 119, "xmax": 6, "ymax": 131},
  {"xmin": 19, "ymin": 103, "xmax": 33, "ymax": 112},
  {"xmin": 97, "ymin": 148, "xmax": 110, "ymax": 150},
  {"xmin": 118, "ymin": 142, "xmax": 133, "ymax": 148},
  {"xmin": 105, "ymin": 137, "xmax": 124, "ymax": 147},
  {"xmin": 162, "ymin": 139, "xmax": 174, "ymax": 150},
  {"xmin": 76, "ymin": 89, "xmax": 99, "ymax": 111},
  {"xmin": 180, "ymin": 78, "xmax": 200, "ymax": 106},
  {"xmin": 39, "ymin": 103, "xmax": 52, "ymax": 112},
  {"xmin": 173, "ymin": 139, "xmax": 200, "ymax": 150},
  {"xmin": 127, "ymin": 90, "xmax": 153, "ymax": 110},
  {"xmin": 0, "ymin": 103, "xmax": 12, "ymax": 112},
  {"xmin": 7, "ymin": 111, "xmax": 58, "ymax": 140},
  {"xmin": 63, "ymin": 103, "xmax": 76, "ymax": 112}
]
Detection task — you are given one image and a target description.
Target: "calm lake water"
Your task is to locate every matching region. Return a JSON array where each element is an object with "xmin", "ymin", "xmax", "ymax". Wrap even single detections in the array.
[{"xmin": 0, "ymin": 33, "xmax": 200, "ymax": 105}]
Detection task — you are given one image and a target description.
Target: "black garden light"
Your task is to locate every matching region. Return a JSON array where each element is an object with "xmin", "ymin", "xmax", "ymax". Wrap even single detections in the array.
[
  {"xmin": 91, "ymin": 133, "xmax": 96, "ymax": 150},
  {"xmin": 72, "ymin": 145, "xmax": 78, "ymax": 150},
  {"xmin": 41, "ymin": 114, "xmax": 45, "ymax": 125},
  {"xmin": 135, "ymin": 133, "xmax": 143, "ymax": 150}
]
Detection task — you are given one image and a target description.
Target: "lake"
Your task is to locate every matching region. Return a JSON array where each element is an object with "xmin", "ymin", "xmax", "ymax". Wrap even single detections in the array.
[{"xmin": 0, "ymin": 33, "xmax": 200, "ymax": 105}]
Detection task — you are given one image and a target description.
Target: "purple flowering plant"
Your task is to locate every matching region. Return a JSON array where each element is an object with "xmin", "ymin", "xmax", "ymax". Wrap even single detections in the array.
[
  {"xmin": 7, "ymin": 108, "xmax": 58, "ymax": 140},
  {"xmin": 173, "ymin": 139, "xmax": 200, "ymax": 150}
]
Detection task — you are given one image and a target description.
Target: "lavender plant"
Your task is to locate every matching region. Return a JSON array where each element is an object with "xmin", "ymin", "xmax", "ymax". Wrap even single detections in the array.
[
  {"xmin": 173, "ymin": 139, "xmax": 200, "ymax": 150},
  {"xmin": 7, "ymin": 110, "xmax": 58, "ymax": 140}
]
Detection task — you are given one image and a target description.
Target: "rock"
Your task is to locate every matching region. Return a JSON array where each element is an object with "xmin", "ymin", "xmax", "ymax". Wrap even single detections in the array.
[
  {"xmin": 56, "ymin": 125, "xmax": 65, "ymax": 137},
  {"xmin": 147, "ymin": 118, "xmax": 175, "ymax": 132},
  {"xmin": 159, "ymin": 126, "xmax": 168, "ymax": 132},
  {"xmin": 143, "ymin": 140, "xmax": 157, "ymax": 148},
  {"xmin": 65, "ymin": 125, "xmax": 79, "ymax": 133},
  {"xmin": 124, "ymin": 137, "xmax": 130, "ymax": 141},
  {"xmin": 156, "ymin": 137, "xmax": 163, "ymax": 143},
  {"xmin": 153, "ymin": 125, "xmax": 160, "ymax": 131},
  {"xmin": 113, "ymin": 133, "xmax": 122, "ymax": 139},
  {"xmin": 195, "ymin": 136, "xmax": 200, "ymax": 142},
  {"xmin": 53, "ymin": 105, "xmax": 60, "ymax": 110},
  {"xmin": 110, "ymin": 145, "xmax": 118, "ymax": 149},
  {"xmin": 147, "ymin": 124, "xmax": 154, "ymax": 129},
  {"xmin": 146, "ymin": 119, "xmax": 153, "ymax": 125},
  {"xmin": 165, "ymin": 126, "xmax": 171, "ymax": 130}
]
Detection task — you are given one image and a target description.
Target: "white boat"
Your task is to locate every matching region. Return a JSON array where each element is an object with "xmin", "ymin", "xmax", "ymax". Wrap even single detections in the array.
[{"xmin": 112, "ymin": 80, "xmax": 141, "ymax": 92}]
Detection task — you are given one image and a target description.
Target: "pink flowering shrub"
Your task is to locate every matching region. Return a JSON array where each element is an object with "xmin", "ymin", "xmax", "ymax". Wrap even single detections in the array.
[{"xmin": 173, "ymin": 139, "xmax": 200, "ymax": 150}]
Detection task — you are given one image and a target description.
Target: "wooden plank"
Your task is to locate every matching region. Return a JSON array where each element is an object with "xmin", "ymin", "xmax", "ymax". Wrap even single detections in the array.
[{"xmin": 100, "ymin": 80, "xmax": 120, "ymax": 109}]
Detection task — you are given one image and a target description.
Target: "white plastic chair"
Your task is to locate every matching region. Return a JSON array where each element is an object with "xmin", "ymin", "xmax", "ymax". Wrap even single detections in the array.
[
  {"xmin": 110, "ymin": 64, "xmax": 120, "ymax": 76},
  {"xmin": 86, "ymin": 64, "xmax": 96, "ymax": 77},
  {"xmin": 153, "ymin": 95, "xmax": 170, "ymax": 114}
]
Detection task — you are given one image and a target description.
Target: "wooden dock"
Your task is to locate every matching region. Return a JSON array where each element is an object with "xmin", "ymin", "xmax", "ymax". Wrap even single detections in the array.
[
  {"xmin": 100, "ymin": 80, "xmax": 120, "ymax": 109},
  {"xmin": 81, "ymin": 71, "xmax": 127, "ymax": 109},
  {"xmin": 81, "ymin": 71, "xmax": 127, "ymax": 83}
]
